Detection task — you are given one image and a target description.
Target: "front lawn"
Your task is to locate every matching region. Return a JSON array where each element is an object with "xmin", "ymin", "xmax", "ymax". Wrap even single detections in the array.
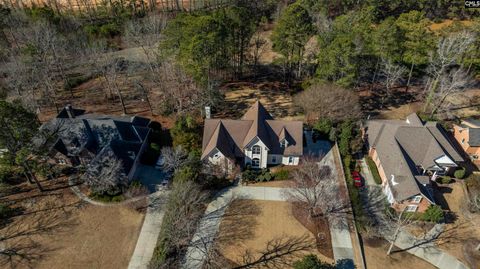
[{"xmin": 366, "ymin": 157, "xmax": 382, "ymax": 184}]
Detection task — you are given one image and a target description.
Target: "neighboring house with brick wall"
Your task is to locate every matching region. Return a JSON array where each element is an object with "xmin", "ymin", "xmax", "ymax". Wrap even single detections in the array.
[
  {"xmin": 201, "ymin": 101, "xmax": 303, "ymax": 173},
  {"xmin": 41, "ymin": 105, "xmax": 151, "ymax": 181},
  {"xmin": 364, "ymin": 113, "xmax": 463, "ymax": 213},
  {"xmin": 452, "ymin": 118, "xmax": 480, "ymax": 167}
]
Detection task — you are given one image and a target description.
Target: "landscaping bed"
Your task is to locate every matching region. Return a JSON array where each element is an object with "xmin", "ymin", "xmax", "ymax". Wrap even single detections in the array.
[{"xmin": 291, "ymin": 202, "xmax": 334, "ymax": 259}]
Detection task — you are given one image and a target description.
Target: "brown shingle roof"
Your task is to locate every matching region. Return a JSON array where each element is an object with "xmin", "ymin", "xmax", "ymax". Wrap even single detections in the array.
[{"xmin": 201, "ymin": 101, "xmax": 303, "ymax": 160}]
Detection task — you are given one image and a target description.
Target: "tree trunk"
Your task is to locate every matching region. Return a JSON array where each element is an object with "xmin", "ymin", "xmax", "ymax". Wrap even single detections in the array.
[
  {"xmin": 24, "ymin": 162, "xmax": 43, "ymax": 192},
  {"xmin": 371, "ymin": 58, "xmax": 380, "ymax": 87},
  {"xmin": 406, "ymin": 62, "xmax": 414, "ymax": 93},
  {"xmin": 116, "ymin": 87, "xmax": 127, "ymax": 115}
]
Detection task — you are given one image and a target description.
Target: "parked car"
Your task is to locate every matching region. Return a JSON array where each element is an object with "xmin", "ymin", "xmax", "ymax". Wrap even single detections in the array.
[{"xmin": 352, "ymin": 171, "xmax": 363, "ymax": 187}]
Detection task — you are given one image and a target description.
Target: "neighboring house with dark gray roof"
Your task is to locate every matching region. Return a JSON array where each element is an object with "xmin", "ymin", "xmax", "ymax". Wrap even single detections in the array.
[
  {"xmin": 201, "ymin": 101, "xmax": 303, "ymax": 173},
  {"xmin": 41, "ymin": 105, "xmax": 151, "ymax": 180},
  {"xmin": 453, "ymin": 118, "xmax": 480, "ymax": 167},
  {"xmin": 365, "ymin": 113, "xmax": 463, "ymax": 213}
]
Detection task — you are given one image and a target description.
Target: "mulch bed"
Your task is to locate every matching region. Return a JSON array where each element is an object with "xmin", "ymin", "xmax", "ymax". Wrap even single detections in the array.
[{"xmin": 291, "ymin": 202, "xmax": 334, "ymax": 259}]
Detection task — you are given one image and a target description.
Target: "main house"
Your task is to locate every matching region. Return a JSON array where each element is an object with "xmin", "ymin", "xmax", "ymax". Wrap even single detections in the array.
[
  {"xmin": 41, "ymin": 105, "xmax": 151, "ymax": 180},
  {"xmin": 364, "ymin": 113, "xmax": 463, "ymax": 213},
  {"xmin": 452, "ymin": 118, "xmax": 480, "ymax": 167},
  {"xmin": 201, "ymin": 101, "xmax": 303, "ymax": 172}
]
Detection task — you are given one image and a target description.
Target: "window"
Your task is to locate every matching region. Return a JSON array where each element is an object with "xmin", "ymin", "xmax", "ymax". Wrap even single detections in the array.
[
  {"xmin": 280, "ymin": 140, "xmax": 287, "ymax": 148},
  {"xmin": 412, "ymin": 196, "xmax": 422, "ymax": 203},
  {"xmin": 252, "ymin": 158, "xmax": 260, "ymax": 167},
  {"xmin": 252, "ymin": 145, "xmax": 261, "ymax": 154},
  {"xmin": 272, "ymin": 156, "xmax": 276, "ymax": 163},
  {"xmin": 406, "ymin": 205, "xmax": 418, "ymax": 212},
  {"xmin": 462, "ymin": 138, "xmax": 465, "ymax": 144},
  {"xmin": 472, "ymin": 155, "xmax": 479, "ymax": 160},
  {"xmin": 58, "ymin": 159, "xmax": 66, "ymax": 165},
  {"xmin": 288, "ymin": 156, "xmax": 294, "ymax": 164},
  {"xmin": 214, "ymin": 153, "xmax": 219, "ymax": 158}
]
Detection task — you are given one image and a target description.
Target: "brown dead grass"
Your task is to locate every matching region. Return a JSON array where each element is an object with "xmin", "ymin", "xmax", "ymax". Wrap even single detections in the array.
[
  {"xmin": 0, "ymin": 180, "xmax": 144, "ymax": 269},
  {"xmin": 246, "ymin": 180, "xmax": 292, "ymax": 188},
  {"xmin": 221, "ymin": 82, "xmax": 301, "ymax": 120},
  {"xmin": 362, "ymin": 237, "xmax": 436, "ymax": 269},
  {"xmin": 217, "ymin": 200, "xmax": 333, "ymax": 268}
]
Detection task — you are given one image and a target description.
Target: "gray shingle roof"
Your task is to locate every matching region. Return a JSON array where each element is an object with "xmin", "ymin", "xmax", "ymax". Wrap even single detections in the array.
[
  {"xmin": 366, "ymin": 113, "xmax": 463, "ymax": 202},
  {"xmin": 468, "ymin": 128, "xmax": 480, "ymax": 146}
]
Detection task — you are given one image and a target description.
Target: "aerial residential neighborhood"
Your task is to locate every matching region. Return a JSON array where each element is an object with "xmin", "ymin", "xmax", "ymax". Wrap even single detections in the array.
[{"xmin": 0, "ymin": 1, "xmax": 480, "ymax": 269}]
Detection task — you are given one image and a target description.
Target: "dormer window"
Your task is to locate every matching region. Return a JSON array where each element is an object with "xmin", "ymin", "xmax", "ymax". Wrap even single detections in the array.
[
  {"xmin": 252, "ymin": 145, "xmax": 261, "ymax": 154},
  {"xmin": 280, "ymin": 139, "xmax": 287, "ymax": 148}
]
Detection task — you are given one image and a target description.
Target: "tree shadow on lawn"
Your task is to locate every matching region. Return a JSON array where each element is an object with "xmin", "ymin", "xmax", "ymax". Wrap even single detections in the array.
[{"xmin": 359, "ymin": 86, "xmax": 419, "ymax": 114}]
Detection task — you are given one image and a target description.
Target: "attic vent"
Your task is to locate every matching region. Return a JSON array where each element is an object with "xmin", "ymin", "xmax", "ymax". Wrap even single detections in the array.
[{"xmin": 390, "ymin": 175, "xmax": 399, "ymax": 186}]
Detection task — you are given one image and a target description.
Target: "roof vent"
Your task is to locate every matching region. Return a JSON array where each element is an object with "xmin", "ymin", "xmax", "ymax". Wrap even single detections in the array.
[{"xmin": 390, "ymin": 175, "xmax": 399, "ymax": 186}]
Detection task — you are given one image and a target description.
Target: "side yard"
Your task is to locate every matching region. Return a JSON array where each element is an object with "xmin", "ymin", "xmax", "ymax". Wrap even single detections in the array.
[
  {"xmin": 216, "ymin": 200, "xmax": 334, "ymax": 267},
  {"xmin": 0, "ymin": 180, "xmax": 145, "ymax": 269}
]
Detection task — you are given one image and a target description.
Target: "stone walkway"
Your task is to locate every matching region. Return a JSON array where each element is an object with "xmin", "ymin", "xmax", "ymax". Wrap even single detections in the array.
[{"xmin": 360, "ymin": 158, "xmax": 470, "ymax": 269}]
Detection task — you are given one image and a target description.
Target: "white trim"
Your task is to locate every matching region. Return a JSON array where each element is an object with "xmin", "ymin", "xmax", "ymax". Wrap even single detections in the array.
[
  {"xmin": 406, "ymin": 205, "xmax": 418, "ymax": 212},
  {"xmin": 412, "ymin": 195, "xmax": 422, "ymax": 204}
]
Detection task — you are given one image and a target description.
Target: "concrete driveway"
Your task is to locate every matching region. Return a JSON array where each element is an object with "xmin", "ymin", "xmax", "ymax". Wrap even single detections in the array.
[{"xmin": 133, "ymin": 164, "xmax": 167, "ymax": 192}]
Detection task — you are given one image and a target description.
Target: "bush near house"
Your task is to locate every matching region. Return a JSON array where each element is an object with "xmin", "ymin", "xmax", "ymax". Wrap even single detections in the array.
[
  {"xmin": 438, "ymin": 176, "xmax": 452, "ymax": 184},
  {"xmin": 454, "ymin": 167, "xmax": 466, "ymax": 179},
  {"xmin": 272, "ymin": 169, "xmax": 290, "ymax": 180},
  {"xmin": 421, "ymin": 205, "xmax": 444, "ymax": 223},
  {"xmin": 242, "ymin": 168, "xmax": 274, "ymax": 182},
  {"xmin": 366, "ymin": 156, "xmax": 382, "ymax": 185}
]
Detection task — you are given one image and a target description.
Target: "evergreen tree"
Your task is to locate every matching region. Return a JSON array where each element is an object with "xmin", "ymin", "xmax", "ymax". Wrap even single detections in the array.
[{"xmin": 271, "ymin": 1, "xmax": 314, "ymax": 81}]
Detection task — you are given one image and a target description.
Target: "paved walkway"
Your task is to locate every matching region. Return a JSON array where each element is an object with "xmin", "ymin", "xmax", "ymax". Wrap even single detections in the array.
[
  {"xmin": 359, "ymin": 158, "xmax": 469, "ymax": 269},
  {"xmin": 128, "ymin": 191, "xmax": 168, "ymax": 269},
  {"xmin": 183, "ymin": 145, "xmax": 355, "ymax": 269}
]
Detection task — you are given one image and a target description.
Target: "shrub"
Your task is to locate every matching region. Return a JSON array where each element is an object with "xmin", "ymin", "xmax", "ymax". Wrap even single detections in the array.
[
  {"xmin": 99, "ymin": 23, "xmax": 121, "ymax": 38},
  {"xmin": 273, "ymin": 169, "xmax": 290, "ymax": 180},
  {"xmin": 422, "ymin": 205, "xmax": 444, "ymax": 223},
  {"xmin": 242, "ymin": 169, "xmax": 258, "ymax": 182},
  {"xmin": 64, "ymin": 73, "xmax": 96, "ymax": 91},
  {"xmin": 366, "ymin": 156, "xmax": 382, "ymax": 184},
  {"xmin": 90, "ymin": 192, "xmax": 124, "ymax": 203},
  {"xmin": 454, "ymin": 167, "xmax": 466, "ymax": 179},
  {"xmin": 173, "ymin": 166, "xmax": 200, "ymax": 182},
  {"xmin": 439, "ymin": 176, "xmax": 452, "ymax": 184},
  {"xmin": 313, "ymin": 119, "xmax": 332, "ymax": 139},
  {"xmin": 293, "ymin": 254, "xmax": 335, "ymax": 269}
]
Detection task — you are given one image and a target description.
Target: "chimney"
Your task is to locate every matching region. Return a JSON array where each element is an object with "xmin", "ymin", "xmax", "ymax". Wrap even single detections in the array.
[
  {"xmin": 65, "ymin": 104, "xmax": 75, "ymax": 119},
  {"xmin": 205, "ymin": 106, "xmax": 211, "ymax": 119}
]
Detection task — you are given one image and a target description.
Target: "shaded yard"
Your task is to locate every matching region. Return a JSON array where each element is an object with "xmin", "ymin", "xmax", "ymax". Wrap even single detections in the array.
[
  {"xmin": 216, "ymin": 200, "xmax": 333, "ymax": 268},
  {"xmin": 362, "ymin": 237, "xmax": 436, "ymax": 269},
  {"xmin": 0, "ymin": 180, "xmax": 145, "ymax": 269}
]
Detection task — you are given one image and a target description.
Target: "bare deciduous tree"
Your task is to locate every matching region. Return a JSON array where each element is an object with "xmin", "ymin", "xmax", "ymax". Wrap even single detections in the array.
[
  {"xmin": 283, "ymin": 158, "xmax": 348, "ymax": 224},
  {"xmin": 294, "ymin": 83, "xmax": 361, "ymax": 123},
  {"xmin": 161, "ymin": 146, "xmax": 188, "ymax": 174},
  {"xmin": 84, "ymin": 152, "xmax": 127, "ymax": 194},
  {"xmin": 380, "ymin": 59, "xmax": 406, "ymax": 100},
  {"xmin": 423, "ymin": 31, "xmax": 476, "ymax": 116}
]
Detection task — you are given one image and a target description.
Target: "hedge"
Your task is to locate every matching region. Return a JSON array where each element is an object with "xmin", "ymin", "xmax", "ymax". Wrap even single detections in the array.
[
  {"xmin": 454, "ymin": 167, "xmax": 466, "ymax": 179},
  {"xmin": 366, "ymin": 156, "xmax": 382, "ymax": 184}
]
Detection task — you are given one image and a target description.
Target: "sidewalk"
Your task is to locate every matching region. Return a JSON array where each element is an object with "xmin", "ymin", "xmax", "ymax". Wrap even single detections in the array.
[{"xmin": 128, "ymin": 192, "xmax": 168, "ymax": 269}]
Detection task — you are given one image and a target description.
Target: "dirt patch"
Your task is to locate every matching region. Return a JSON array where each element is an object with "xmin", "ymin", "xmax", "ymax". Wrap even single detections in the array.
[
  {"xmin": 362, "ymin": 236, "xmax": 436, "ymax": 269},
  {"xmin": 429, "ymin": 20, "xmax": 474, "ymax": 32},
  {"xmin": 217, "ymin": 200, "xmax": 333, "ymax": 267},
  {"xmin": 0, "ymin": 180, "xmax": 144, "ymax": 269}
]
